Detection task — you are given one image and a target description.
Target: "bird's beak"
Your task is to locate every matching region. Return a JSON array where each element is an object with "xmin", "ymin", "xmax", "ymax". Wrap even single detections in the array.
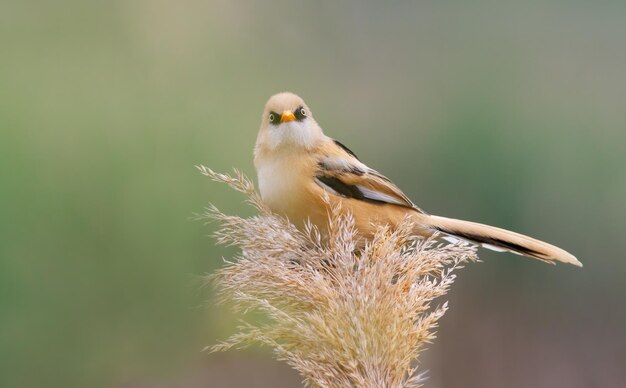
[{"xmin": 280, "ymin": 110, "xmax": 296, "ymax": 123}]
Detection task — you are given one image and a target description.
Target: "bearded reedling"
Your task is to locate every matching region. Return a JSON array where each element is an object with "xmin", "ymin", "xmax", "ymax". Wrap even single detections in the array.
[{"xmin": 253, "ymin": 92, "xmax": 581, "ymax": 267}]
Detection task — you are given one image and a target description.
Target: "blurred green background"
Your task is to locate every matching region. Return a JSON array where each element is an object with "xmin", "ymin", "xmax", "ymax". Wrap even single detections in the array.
[{"xmin": 1, "ymin": 1, "xmax": 625, "ymax": 387}]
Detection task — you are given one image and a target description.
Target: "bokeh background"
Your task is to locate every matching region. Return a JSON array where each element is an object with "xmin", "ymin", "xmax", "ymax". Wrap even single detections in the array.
[{"xmin": 1, "ymin": 1, "xmax": 625, "ymax": 387}]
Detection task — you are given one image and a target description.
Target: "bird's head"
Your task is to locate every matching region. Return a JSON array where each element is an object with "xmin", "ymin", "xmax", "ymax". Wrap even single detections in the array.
[{"xmin": 255, "ymin": 92, "xmax": 324, "ymax": 153}]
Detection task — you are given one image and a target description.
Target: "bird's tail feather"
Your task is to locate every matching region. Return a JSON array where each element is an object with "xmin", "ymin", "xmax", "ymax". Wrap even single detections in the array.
[{"xmin": 423, "ymin": 215, "xmax": 582, "ymax": 267}]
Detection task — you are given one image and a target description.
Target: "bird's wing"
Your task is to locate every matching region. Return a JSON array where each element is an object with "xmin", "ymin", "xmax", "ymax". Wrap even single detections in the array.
[{"xmin": 315, "ymin": 139, "xmax": 426, "ymax": 213}]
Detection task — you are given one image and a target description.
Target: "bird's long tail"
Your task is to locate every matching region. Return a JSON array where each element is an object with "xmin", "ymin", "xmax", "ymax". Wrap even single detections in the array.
[{"xmin": 422, "ymin": 215, "xmax": 582, "ymax": 267}]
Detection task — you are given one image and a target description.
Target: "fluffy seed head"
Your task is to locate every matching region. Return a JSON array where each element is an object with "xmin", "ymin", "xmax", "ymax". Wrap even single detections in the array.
[{"xmin": 197, "ymin": 166, "xmax": 478, "ymax": 387}]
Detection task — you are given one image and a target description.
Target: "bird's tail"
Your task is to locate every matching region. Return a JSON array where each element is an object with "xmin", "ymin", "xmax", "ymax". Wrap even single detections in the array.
[{"xmin": 422, "ymin": 214, "xmax": 582, "ymax": 267}]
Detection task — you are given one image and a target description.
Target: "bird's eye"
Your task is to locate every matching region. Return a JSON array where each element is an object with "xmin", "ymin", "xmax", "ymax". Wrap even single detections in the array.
[
  {"xmin": 294, "ymin": 106, "xmax": 307, "ymax": 121},
  {"xmin": 269, "ymin": 112, "xmax": 279, "ymax": 124}
]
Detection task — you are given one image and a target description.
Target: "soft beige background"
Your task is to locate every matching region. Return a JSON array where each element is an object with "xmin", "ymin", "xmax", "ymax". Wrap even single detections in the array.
[{"xmin": 1, "ymin": 1, "xmax": 625, "ymax": 387}]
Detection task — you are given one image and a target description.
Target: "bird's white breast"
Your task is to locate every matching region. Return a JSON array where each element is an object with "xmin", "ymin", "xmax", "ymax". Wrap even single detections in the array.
[{"xmin": 256, "ymin": 153, "xmax": 304, "ymax": 213}]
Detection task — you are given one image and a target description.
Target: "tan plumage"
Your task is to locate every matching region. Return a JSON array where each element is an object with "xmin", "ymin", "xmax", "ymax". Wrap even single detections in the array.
[{"xmin": 254, "ymin": 92, "xmax": 582, "ymax": 267}]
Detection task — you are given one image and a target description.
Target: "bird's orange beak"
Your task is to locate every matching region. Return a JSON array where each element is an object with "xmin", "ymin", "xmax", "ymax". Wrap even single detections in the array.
[{"xmin": 280, "ymin": 110, "xmax": 296, "ymax": 123}]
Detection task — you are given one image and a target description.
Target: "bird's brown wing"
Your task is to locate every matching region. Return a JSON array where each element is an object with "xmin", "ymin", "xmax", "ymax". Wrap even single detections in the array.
[
  {"xmin": 316, "ymin": 140, "xmax": 426, "ymax": 214},
  {"xmin": 316, "ymin": 139, "xmax": 581, "ymax": 266}
]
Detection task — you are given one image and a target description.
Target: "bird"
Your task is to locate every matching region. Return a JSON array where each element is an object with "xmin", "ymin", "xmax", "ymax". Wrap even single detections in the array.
[{"xmin": 253, "ymin": 92, "xmax": 582, "ymax": 267}]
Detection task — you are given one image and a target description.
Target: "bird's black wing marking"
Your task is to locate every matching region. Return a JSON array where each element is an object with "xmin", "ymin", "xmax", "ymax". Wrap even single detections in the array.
[
  {"xmin": 316, "ymin": 145, "xmax": 425, "ymax": 211},
  {"xmin": 316, "ymin": 158, "xmax": 423, "ymax": 210},
  {"xmin": 333, "ymin": 139, "xmax": 359, "ymax": 160},
  {"xmin": 315, "ymin": 175, "xmax": 387, "ymax": 205}
]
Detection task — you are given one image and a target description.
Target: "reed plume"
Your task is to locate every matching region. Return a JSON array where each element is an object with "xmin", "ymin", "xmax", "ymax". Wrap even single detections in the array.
[{"xmin": 198, "ymin": 166, "xmax": 478, "ymax": 387}]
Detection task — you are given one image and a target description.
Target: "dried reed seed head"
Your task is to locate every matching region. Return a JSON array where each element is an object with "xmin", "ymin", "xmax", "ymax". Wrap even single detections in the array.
[{"xmin": 199, "ymin": 167, "xmax": 478, "ymax": 387}]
